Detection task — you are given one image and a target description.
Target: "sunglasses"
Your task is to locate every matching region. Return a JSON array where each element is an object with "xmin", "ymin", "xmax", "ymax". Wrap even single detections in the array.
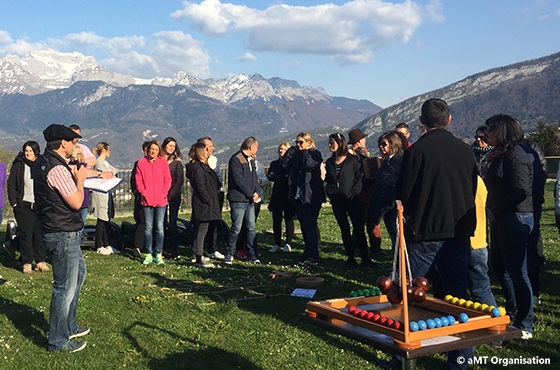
[
  {"xmin": 379, "ymin": 142, "xmax": 389, "ymax": 147},
  {"xmin": 295, "ymin": 140, "xmax": 305, "ymax": 145},
  {"xmin": 474, "ymin": 135, "xmax": 487, "ymax": 141}
]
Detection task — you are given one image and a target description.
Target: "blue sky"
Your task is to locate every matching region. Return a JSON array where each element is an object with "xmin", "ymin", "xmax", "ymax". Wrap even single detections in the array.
[{"xmin": 1, "ymin": 0, "xmax": 559, "ymax": 107}]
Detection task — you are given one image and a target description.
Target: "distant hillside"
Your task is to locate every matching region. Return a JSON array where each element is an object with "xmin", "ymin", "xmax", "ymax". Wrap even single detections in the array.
[{"xmin": 355, "ymin": 51, "xmax": 560, "ymax": 148}]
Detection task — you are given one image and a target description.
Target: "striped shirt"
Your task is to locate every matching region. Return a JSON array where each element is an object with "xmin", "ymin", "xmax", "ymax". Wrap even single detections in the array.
[{"xmin": 47, "ymin": 165, "xmax": 77, "ymax": 198}]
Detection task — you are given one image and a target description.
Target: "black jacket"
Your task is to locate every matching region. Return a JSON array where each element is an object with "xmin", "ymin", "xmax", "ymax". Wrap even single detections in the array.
[
  {"xmin": 267, "ymin": 158, "xmax": 290, "ymax": 211},
  {"xmin": 227, "ymin": 150, "xmax": 261, "ymax": 203},
  {"xmin": 280, "ymin": 146, "xmax": 326, "ymax": 206},
  {"xmin": 484, "ymin": 145, "xmax": 533, "ymax": 217},
  {"xmin": 395, "ymin": 129, "xmax": 477, "ymax": 242},
  {"xmin": 7, "ymin": 153, "xmax": 33, "ymax": 207},
  {"xmin": 168, "ymin": 160, "xmax": 184, "ymax": 201},
  {"xmin": 370, "ymin": 154, "xmax": 402, "ymax": 225},
  {"xmin": 186, "ymin": 161, "xmax": 222, "ymax": 222},
  {"xmin": 324, "ymin": 154, "xmax": 362, "ymax": 201}
]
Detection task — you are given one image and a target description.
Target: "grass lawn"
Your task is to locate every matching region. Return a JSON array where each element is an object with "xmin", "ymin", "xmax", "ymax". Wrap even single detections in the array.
[{"xmin": 1, "ymin": 181, "xmax": 560, "ymax": 369}]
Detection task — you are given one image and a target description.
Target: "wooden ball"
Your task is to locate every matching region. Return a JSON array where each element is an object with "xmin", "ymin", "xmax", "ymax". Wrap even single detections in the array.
[
  {"xmin": 377, "ymin": 276, "xmax": 393, "ymax": 294},
  {"xmin": 412, "ymin": 287, "xmax": 426, "ymax": 303},
  {"xmin": 412, "ymin": 276, "xmax": 430, "ymax": 292},
  {"xmin": 387, "ymin": 287, "xmax": 402, "ymax": 304}
]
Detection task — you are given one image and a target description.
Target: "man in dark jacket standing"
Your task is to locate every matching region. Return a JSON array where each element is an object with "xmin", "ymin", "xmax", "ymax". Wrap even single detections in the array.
[
  {"xmin": 224, "ymin": 137, "xmax": 261, "ymax": 265},
  {"xmin": 395, "ymin": 99, "xmax": 478, "ymax": 370},
  {"xmin": 33, "ymin": 124, "xmax": 90, "ymax": 353}
]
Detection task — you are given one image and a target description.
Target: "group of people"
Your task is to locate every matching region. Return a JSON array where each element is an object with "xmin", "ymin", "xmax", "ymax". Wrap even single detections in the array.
[{"xmin": 0, "ymin": 97, "xmax": 548, "ymax": 360}]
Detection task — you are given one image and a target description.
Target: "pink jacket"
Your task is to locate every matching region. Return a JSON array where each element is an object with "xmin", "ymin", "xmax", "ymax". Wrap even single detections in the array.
[{"xmin": 135, "ymin": 156, "xmax": 172, "ymax": 207}]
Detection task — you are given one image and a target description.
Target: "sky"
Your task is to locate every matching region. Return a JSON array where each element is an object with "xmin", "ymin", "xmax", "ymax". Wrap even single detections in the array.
[{"xmin": 1, "ymin": 0, "xmax": 560, "ymax": 108}]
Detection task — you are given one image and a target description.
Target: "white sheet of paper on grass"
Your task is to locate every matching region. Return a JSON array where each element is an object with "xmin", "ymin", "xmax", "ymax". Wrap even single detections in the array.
[{"xmin": 291, "ymin": 288, "xmax": 317, "ymax": 298}]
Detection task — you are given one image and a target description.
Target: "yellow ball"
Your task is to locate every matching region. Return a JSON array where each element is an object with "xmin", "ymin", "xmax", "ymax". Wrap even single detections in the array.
[
  {"xmin": 466, "ymin": 300, "xmax": 474, "ymax": 309},
  {"xmin": 452, "ymin": 297, "xmax": 460, "ymax": 305},
  {"xmin": 458, "ymin": 298, "xmax": 467, "ymax": 307},
  {"xmin": 480, "ymin": 303, "xmax": 489, "ymax": 312},
  {"xmin": 444, "ymin": 295, "xmax": 454, "ymax": 302},
  {"xmin": 498, "ymin": 307, "xmax": 507, "ymax": 317},
  {"xmin": 473, "ymin": 302, "xmax": 481, "ymax": 310},
  {"xmin": 485, "ymin": 305, "xmax": 495, "ymax": 314}
]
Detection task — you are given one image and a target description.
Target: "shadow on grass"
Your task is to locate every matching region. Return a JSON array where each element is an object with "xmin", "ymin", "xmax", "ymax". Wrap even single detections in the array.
[
  {"xmin": 123, "ymin": 321, "xmax": 262, "ymax": 370},
  {"xmin": 0, "ymin": 296, "xmax": 48, "ymax": 349}
]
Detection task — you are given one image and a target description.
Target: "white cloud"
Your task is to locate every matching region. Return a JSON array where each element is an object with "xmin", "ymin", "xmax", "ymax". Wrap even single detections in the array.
[
  {"xmin": 172, "ymin": 0, "xmax": 437, "ymax": 64},
  {"xmin": 235, "ymin": 52, "xmax": 257, "ymax": 62},
  {"xmin": 0, "ymin": 30, "xmax": 46, "ymax": 55},
  {"xmin": 0, "ymin": 30, "xmax": 211, "ymax": 79}
]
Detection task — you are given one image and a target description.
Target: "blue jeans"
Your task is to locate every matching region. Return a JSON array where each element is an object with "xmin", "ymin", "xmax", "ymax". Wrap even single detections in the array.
[
  {"xmin": 143, "ymin": 206, "xmax": 166, "ymax": 255},
  {"xmin": 227, "ymin": 202, "xmax": 257, "ymax": 260},
  {"xmin": 407, "ymin": 238, "xmax": 473, "ymax": 369},
  {"xmin": 166, "ymin": 197, "xmax": 181, "ymax": 252},
  {"xmin": 468, "ymin": 247, "xmax": 498, "ymax": 306},
  {"xmin": 296, "ymin": 203, "xmax": 322, "ymax": 259},
  {"xmin": 44, "ymin": 231, "xmax": 86, "ymax": 351},
  {"xmin": 490, "ymin": 212, "xmax": 534, "ymax": 332}
]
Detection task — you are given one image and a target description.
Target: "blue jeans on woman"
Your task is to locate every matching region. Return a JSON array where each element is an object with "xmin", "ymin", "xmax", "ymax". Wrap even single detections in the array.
[
  {"xmin": 490, "ymin": 212, "xmax": 534, "ymax": 333},
  {"xmin": 44, "ymin": 231, "xmax": 87, "ymax": 351},
  {"xmin": 143, "ymin": 205, "xmax": 166, "ymax": 255}
]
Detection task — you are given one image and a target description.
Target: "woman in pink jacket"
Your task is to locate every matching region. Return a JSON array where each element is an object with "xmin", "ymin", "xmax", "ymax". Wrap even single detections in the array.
[{"xmin": 135, "ymin": 140, "xmax": 172, "ymax": 265}]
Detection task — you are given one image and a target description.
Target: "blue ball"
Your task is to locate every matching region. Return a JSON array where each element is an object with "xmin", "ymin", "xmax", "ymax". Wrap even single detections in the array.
[
  {"xmin": 434, "ymin": 318, "xmax": 443, "ymax": 328},
  {"xmin": 441, "ymin": 317, "xmax": 449, "ymax": 327},
  {"xmin": 409, "ymin": 321, "xmax": 419, "ymax": 332},
  {"xmin": 490, "ymin": 307, "xmax": 501, "ymax": 318},
  {"xmin": 426, "ymin": 319, "xmax": 436, "ymax": 329},
  {"xmin": 459, "ymin": 313, "xmax": 469, "ymax": 323},
  {"xmin": 417, "ymin": 320, "xmax": 427, "ymax": 330},
  {"xmin": 447, "ymin": 315, "xmax": 456, "ymax": 325}
]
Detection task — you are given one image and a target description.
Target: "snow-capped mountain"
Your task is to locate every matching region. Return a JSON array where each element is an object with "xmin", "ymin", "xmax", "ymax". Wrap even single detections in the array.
[
  {"xmin": 0, "ymin": 50, "xmax": 135, "ymax": 95},
  {"xmin": 0, "ymin": 50, "xmax": 335, "ymax": 105}
]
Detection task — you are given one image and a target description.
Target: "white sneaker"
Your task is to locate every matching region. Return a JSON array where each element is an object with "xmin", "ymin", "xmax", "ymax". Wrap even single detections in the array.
[
  {"xmin": 191, "ymin": 256, "xmax": 211, "ymax": 263},
  {"xmin": 269, "ymin": 244, "xmax": 281, "ymax": 253},
  {"xmin": 521, "ymin": 330, "xmax": 533, "ymax": 340},
  {"xmin": 104, "ymin": 246, "xmax": 114, "ymax": 255},
  {"xmin": 283, "ymin": 244, "xmax": 292, "ymax": 253},
  {"xmin": 209, "ymin": 251, "xmax": 225, "ymax": 260},
  {"xmin": 97, "ymin": 247, "xmax": 111, "ymax": 255}
]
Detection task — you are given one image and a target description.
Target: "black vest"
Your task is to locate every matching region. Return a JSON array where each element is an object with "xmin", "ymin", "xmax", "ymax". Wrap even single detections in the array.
[{"xmin": 33, "ymin": 149, "xmax": 84, "ymax": 233}]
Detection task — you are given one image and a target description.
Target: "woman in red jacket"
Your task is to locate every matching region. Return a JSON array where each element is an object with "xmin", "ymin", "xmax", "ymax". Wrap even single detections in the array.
[{"xmin": 135, "ymin": 140, "xmax": 172, "ymax": 265}]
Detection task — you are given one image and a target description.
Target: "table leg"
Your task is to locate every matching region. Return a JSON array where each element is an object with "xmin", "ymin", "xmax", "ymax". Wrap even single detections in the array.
[{"xmin": 402, "ymin": 358, "xmax": 417, "ymax": 370}]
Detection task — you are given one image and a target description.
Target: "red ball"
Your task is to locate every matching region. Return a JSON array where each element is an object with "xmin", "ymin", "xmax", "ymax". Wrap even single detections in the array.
[
  {"xmin": 379, "ymin": 316, "xmax": 388, "ymax": 325},
  {"xmin": 348, "ymin": 306, "xmax": 357, "ymax": 314},
  {"xmin": 387, "ymin": 288, "xmax": 402, "ymax": 304},
  {"xmin": 359, "ymin": 311, "xmax": 369, "ymax": 319},
  {"xmin": 373, "ymin": 313, "xmax": 382, "ymax": 323},
  {"xmin": 377, "ymin": 276, "xmax": 393, "ymax": 294},
  {"xmin": 392, "ymin": 320, "xmax": 403, "ymax": 331},
  {"xmin": 366, "ymin": 312, "xmax": 375, "ymax": 321},
  {"xmin": 413, "ymin": 277, "xmax": 430, "ymax": 292},
  {"xmin": 352, "ymin": 308, "xmax": 362, "ymax": 317},
  {"xmin": 386, "ymin": 318, "xmax": 395, "ymax": 327},
  {"xmin": 412, "ymin": 287, "xmax": 427, "ymax": 303}
]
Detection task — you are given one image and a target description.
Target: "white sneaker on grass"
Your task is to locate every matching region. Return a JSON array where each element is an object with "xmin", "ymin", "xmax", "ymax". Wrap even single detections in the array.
[
  {"xmin": 191, "ymin": 256, "xmax": 211, "ymax": 263},
  {"xmin": 283, "ymin": 244, "xmax": 292, "ymax": 252},
  {"xmin": 269, "ymin": 244, "xmax": 281, "ymax": 253},
  {"xmin": 209, "ymin": 251, "xmax": 225, "ymax": 260}
]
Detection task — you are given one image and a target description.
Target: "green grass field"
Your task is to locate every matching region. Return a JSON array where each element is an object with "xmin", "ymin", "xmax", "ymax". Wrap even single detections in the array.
[{"xmin": 1, "ymin": 181, "xmax": 560, "ymax": 369}]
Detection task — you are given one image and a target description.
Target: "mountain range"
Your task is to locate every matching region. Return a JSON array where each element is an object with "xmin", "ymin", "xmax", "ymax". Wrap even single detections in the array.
[
  {"xmin": 355, "ymin": 52, "xmax": 560, "ymax": 143},
  {"xmin": 2, "ymin": 49, "xmax": 560, "ymax": 167},
  {"xmin": 0, "ymin": 50, "xmax": 381, "ymax": 166}
]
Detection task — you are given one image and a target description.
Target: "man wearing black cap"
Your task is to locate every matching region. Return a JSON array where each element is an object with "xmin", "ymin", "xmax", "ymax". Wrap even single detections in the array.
[{"xmin": 33, "ymin": 124, "xmax": 92, "ymax": 352}]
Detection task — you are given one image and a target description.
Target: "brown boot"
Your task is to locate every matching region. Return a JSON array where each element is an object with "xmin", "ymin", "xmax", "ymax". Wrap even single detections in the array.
[
  {"xmin": 23, "ymin": 263, "xmax": 33, "ymax": 274},
  {"xmin": 35, "ymin": 262, "xmax": 51, "ymax": 272}
]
